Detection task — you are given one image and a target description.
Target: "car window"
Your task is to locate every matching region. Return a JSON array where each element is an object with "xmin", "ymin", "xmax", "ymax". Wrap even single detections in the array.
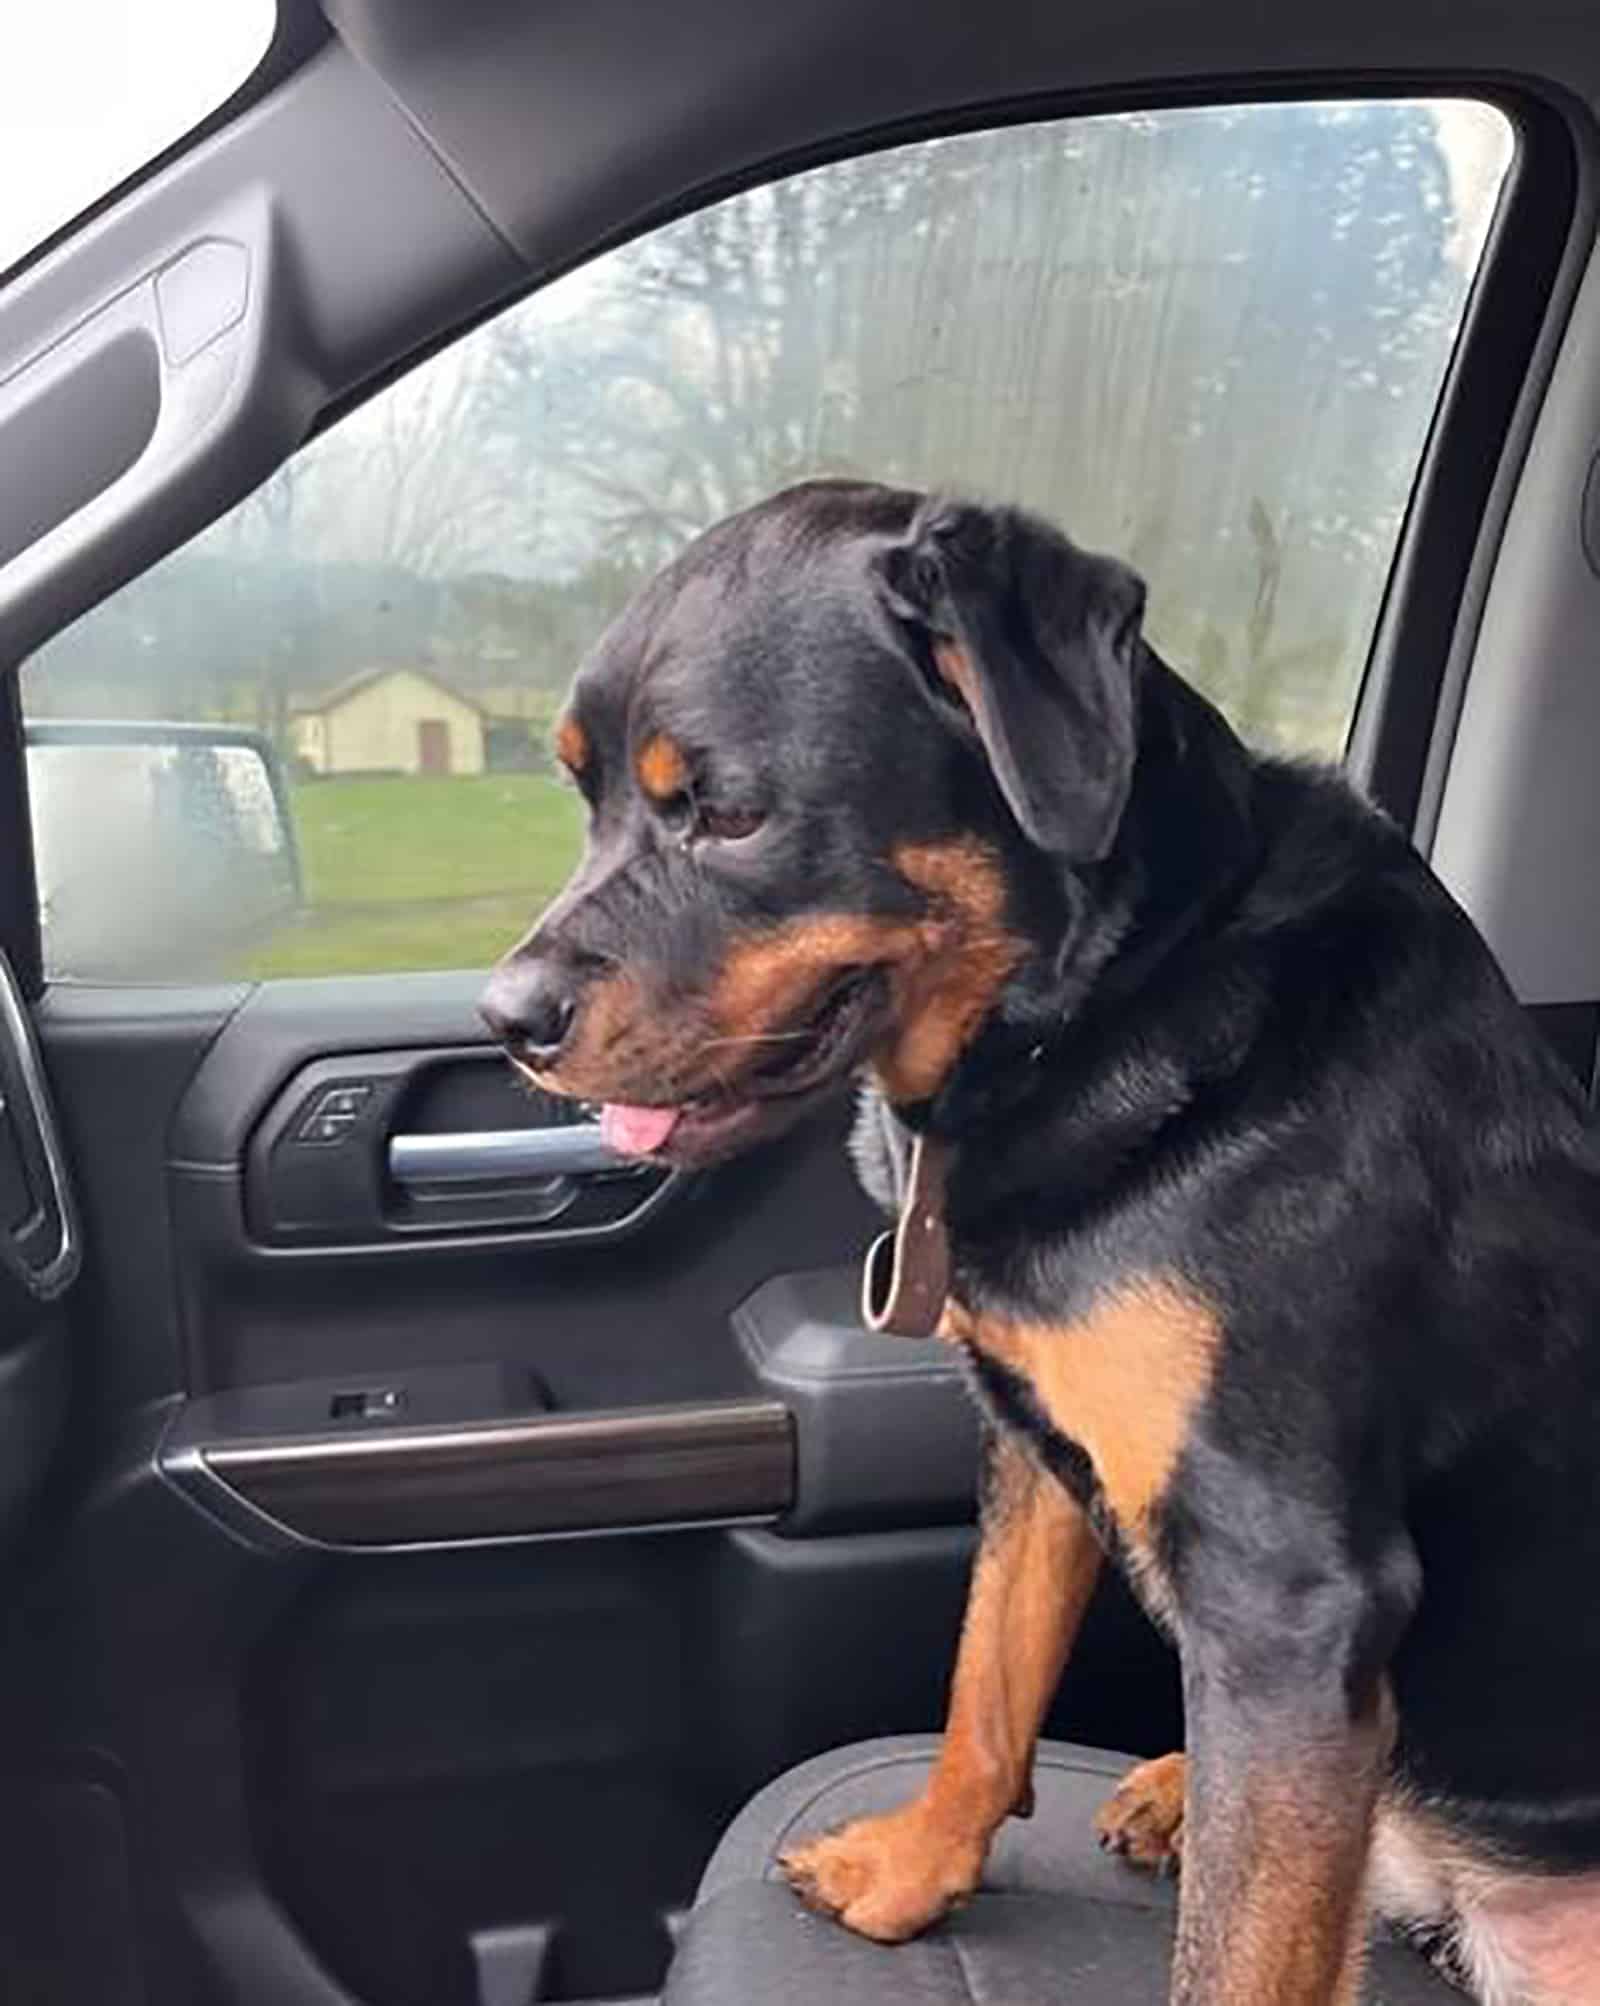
[
  {"xmin": 21, "ymin": 96, "xmax": 1514, "ymax": 982},
  {"xmin": 0, "ymin": 1, "xmax": 277, "ymax": 282}
]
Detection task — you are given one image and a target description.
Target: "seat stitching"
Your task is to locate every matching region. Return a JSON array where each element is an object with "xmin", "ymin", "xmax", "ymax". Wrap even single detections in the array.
[
  {"xmin": 946, "ymin": 1927, "xmax": 982, "ymax": 2006},
  {"xmin": 766, "ymin": 1754, "xmax": 933, "ymax": 1865}
]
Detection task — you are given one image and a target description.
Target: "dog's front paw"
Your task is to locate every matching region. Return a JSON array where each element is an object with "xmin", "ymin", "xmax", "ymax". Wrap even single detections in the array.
[
  {"xmin": 779, "ymin": 1804, "xmax": 986, "ymax": 1944},
  {"xmin": 1094, "ymin": 1752, "xmax": 1186, "ymax": 1874}
]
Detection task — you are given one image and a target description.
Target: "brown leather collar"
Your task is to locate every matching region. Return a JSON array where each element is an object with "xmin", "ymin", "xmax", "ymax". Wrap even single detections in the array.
[{"xmin": 860, "ymin": 1133, "xmax": 951, "ymax": 1339}]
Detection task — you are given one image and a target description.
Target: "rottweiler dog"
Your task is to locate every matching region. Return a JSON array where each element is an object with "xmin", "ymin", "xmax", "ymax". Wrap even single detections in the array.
[{"xmin": 480, "ymin": 480, "xmax": 1600, "ymax": 2004}]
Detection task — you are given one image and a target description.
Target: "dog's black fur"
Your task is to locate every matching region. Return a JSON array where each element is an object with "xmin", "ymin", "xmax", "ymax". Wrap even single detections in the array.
[{"xmin": 484, "ymin": 479, "xmax": 1600, "ymax": 1971}]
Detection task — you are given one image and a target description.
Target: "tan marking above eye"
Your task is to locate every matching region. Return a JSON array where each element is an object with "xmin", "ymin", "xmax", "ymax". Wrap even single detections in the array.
[
  {"xmin": 637, "ymin": 732, "xmax": 690, "ymax": 801},
  {"xmin": 553, "ymin": 714, "xmax": 589, "ymax": 775},
  {"xmin": 957, "ymin": 1279, "xmax": 1220, "ymax": 1537}
]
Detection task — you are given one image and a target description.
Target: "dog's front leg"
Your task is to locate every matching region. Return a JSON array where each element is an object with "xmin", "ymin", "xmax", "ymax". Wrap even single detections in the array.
[
  {"xmin": 781, "ymin": 1427, "xmax": 1101, "ymax": 1942},
  {"xmin": 1171, "ymin": 1533, "xmax": 1415, "ymax": 2005}
]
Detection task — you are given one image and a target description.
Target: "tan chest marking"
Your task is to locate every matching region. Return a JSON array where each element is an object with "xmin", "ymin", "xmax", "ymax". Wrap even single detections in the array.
[{"xmin": 947, "ymin": 1280, "xmax": 1220, "ymax": 1537}]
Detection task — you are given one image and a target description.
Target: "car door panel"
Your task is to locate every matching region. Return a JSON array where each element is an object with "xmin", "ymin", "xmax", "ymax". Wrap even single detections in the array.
[
  {"xmin": 35, "ymin": 984, "xmax": 247, "ymax": 1418},
  {"xmin": 163, "ymin": 975, "xmax": 882, "ymax": 1401},
  {"xmin": 4, "ymin": 976, "xmax": 1180, "ymax": 2006}
]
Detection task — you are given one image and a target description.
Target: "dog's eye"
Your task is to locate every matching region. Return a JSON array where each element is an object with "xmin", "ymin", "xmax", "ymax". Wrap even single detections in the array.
[
  {"xmin": 699, "ymin": 805, "xmax": 766, "ymax": 844},
  {"xmin": 654, "ymin": 787, "xmax": 764, "ymax": 848}
]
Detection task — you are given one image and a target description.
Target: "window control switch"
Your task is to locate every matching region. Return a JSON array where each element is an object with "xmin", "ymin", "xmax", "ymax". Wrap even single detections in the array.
[
  {"xmin": 329, "ymin": 1387, "xmax": 406, "ymax": 1422},
  {"xmin": 296, "ymin": 1082, "xmax": 376, "ymax": 1144}
]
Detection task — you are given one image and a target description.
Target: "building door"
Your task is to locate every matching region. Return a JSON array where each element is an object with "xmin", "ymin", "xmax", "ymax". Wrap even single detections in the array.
[{"xmin": 417, "ymin": 718, "xmax": 450, "ymax": 774}]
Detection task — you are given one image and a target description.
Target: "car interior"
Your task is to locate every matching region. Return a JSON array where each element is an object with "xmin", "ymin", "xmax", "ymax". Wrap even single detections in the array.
[{"xmin": 1, "ymin": 2, "xmax": 1599, "ymax": 2003}]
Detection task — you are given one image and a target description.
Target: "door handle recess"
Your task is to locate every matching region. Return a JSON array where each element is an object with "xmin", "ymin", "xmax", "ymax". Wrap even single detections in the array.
[
  {"xmin": 243, "ymin": 1051, "xmax": 675, "ymax": 1247},
  {"xmin": 388, "ymin": 1125, "xmax": 628, "ymax": 1184}
]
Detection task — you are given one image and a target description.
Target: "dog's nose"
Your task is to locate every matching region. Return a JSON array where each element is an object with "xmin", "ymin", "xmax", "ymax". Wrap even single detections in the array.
[{"xmin": 479, "ymin": 957, "xmax": 578, "ymax": 1063}]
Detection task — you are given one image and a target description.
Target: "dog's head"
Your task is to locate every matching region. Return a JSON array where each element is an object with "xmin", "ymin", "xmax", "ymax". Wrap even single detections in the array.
[{"xmin": 480, "ymin": 480, "xmax": 1147, "ymax": 1166}]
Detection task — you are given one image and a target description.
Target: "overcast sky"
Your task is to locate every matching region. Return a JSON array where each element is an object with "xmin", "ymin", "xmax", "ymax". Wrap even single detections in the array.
[{"xmin": 0, "ymin": 1, "xmax": 273, "ymax": 273}]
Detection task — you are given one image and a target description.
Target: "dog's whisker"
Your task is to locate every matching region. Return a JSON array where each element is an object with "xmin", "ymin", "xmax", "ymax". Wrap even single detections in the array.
[{"xmin": 694, "ymin": 1029, "xmax": 816, "ymax": 1053}]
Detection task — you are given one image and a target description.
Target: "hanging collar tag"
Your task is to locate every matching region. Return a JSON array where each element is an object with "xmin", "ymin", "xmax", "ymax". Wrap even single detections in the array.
[{"xmin": 861, "ymin": 1133, "xmax": 951, "ymax": 1339}]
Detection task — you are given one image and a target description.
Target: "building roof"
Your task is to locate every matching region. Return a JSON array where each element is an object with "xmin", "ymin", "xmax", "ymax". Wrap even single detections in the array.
[{"xmin": 290, "ymin": 664, "xmax": 487, "ymax": 718}]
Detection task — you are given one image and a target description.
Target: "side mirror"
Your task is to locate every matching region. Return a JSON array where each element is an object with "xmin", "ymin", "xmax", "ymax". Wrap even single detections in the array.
[{"xmin": 25, "ymin": 721, "xmax": 302, "ymax": 980}]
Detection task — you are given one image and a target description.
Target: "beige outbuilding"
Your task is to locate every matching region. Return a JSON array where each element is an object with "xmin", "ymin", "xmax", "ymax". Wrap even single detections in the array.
[{"xmin": 292, "ymin": 667, "xmax": 487, "ymax": 777}]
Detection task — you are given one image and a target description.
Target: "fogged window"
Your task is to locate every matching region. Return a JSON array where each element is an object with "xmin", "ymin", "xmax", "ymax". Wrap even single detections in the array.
[{"xmin": 23, "ymin": 97, "xmax": 1514, "ymax": 981}]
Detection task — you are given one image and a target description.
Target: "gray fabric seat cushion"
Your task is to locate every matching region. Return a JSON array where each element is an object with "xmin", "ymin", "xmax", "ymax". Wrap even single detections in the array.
[{"xmin": 666, "ymin": 1736, "xmax": 1457, "ymax": 2004}]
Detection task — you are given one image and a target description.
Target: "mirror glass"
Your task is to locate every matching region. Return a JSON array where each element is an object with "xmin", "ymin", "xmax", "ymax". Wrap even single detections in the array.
[{"xmin": 27, "ymin": 727, "xmax": 300, "ymax": 979}]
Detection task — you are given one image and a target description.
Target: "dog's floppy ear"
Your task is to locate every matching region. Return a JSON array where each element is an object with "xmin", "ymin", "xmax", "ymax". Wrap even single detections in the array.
[{"xmin": 878, "ymin": 498, "xmax": 1145, "ymax": 859}]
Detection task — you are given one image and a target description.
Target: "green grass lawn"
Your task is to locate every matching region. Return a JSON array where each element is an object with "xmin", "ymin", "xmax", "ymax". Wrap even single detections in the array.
[{"xmin": 235, "ymin": 773, "xmax": 585, "ymax": 978}]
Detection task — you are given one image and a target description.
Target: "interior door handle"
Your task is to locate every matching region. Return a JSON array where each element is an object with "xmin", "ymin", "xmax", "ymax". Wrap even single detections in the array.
[
  {"xmin": 245, "ymin": 1050, "xmax": 675, "ymax": 1246},
  {"xmin": 388, "ymin": 1125, "xmax": 627, "ymax": 1185}
]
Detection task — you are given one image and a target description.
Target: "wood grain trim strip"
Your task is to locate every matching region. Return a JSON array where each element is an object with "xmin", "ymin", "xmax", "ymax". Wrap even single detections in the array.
[{"xmin": 202, "ymin": 1399, "xmax": 794, "ymax": 1546}]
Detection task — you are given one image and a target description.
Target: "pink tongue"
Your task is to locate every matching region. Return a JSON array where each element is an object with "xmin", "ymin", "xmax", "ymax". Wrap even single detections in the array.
[{"xmin": 600, "ymin": 1103, "xmax": 683, "ymax": 1157}]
